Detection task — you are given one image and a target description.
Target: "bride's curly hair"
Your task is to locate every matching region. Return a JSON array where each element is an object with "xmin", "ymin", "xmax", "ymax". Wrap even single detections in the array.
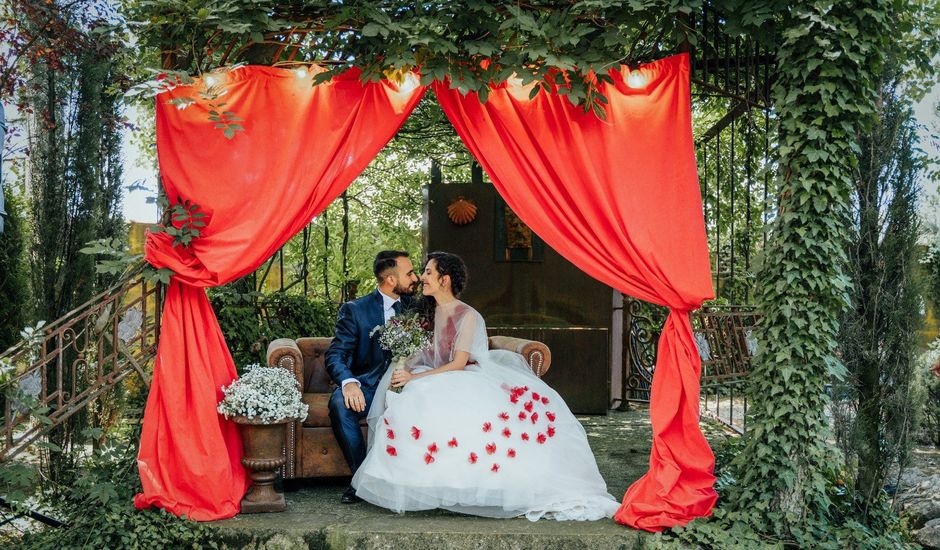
[{"xmin": 419, "ymin": 251, "xmax": 468, "ymax": 325}]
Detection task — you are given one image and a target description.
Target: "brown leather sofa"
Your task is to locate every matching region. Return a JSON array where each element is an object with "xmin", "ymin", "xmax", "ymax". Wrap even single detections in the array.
[{"xmin": 266, "ymin": 335, "xmax": 552, "ymax": 480}]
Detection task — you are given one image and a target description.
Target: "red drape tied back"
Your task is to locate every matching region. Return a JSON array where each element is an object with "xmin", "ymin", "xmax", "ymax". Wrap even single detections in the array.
[
  {"xmin": 433, "ymin": 53, "xmax": 717, "ymax": 531},
  {"xmin": 136, "ymin": 66, "xmax": 424, "ymax": 520}
]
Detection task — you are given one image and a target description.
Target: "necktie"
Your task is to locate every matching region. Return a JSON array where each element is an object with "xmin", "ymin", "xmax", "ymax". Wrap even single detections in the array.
[{"xmin": 392, "ymin": 300, "xmax": 403, "ymax": 316}]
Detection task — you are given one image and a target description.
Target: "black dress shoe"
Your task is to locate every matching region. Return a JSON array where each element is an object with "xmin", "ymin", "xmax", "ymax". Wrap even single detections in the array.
[{"xmin": 341, "ymin": 486, "xmax": 362, "ymax": 504}]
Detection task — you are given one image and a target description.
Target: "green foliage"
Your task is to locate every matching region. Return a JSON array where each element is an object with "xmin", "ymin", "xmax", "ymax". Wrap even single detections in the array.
[
  {"xmin": 208, "ymin": 282, "xmax": 270, "ymax": 368},
  {"xmin": 123, "ymin": 0, "xmax": 702, "ymax": 117},
  {"xmin": 149, "ymin": 196, "xmax": 208, "ymax": 248},
  {"xmin": 280, "ymin": 95, "xmax": 470, "ymax": 301},
  {"xmin": 916, "ymin": 339, "xmax": 940, "ymax": 447},
  {"xmin": 0, "ymin": 186, "xmax": 30, "ymax": 352},
  {"xmin": 22, "ymin": 19, "xmax": 129, "ymax": 321},
  {"xmin": 833, "ymin": 70, "xmax": 925, "ymax": 513},
  {"xmin": 654, "ymin": 437, "xmax": 918, "ymax": 549},
  {"xmin": 923, "ymin": 238, "xmax": 940, "ymax": 315},
  {"xmin": 5, "ymin": 425, "xmax": 222, "ymax": 550},
  {"xmin": 208, "ymin": 282, "xmax": 338, "ymax": 367},
  {"xmin": 264, "ymin": 292, "xmax": 337, "ymax": 339},
  {"xmin": 728, "ymin": 0, "xmax": 895, "ymax": 540}
]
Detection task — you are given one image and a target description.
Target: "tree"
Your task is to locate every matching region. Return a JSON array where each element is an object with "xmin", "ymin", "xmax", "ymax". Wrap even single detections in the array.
[
  {"xmin": 0, "ymin": 185, "xmax": 29, "ymax": 351},
  {"xmin": 834, "ymin": 70, "xmax": 925, "ymax": 516},
  {"xmin": 12, "ymin": 1, "xmax": 129, "ymax": 487}
]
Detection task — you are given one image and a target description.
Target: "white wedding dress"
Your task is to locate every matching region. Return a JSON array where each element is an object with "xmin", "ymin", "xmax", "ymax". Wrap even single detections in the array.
[{"xmin": 351, "ymin": 300, "xmax": 620, "ymax": 521}]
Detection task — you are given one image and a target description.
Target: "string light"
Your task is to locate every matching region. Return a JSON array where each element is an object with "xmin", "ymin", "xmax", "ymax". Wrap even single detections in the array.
[
  {"xmin": 295, "ymin": 68, "xmax": 308, "ymax": 79},
  {"xmin": 626, "ymin": 68, "xmax": 648, "ymax": 89},
  {"xmin": 399, "ymin": 72, "xmax": 420, "ymax": 93}
]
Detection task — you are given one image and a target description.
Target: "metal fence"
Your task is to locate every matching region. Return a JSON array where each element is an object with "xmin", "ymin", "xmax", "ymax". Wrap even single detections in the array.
[
  {"xmin": 618, "ymin": 299, "xmax": 761, "ymax": 434},
  {"xmin": 0, "ymin": 276, "xmax": 161, "ymax": 462}
]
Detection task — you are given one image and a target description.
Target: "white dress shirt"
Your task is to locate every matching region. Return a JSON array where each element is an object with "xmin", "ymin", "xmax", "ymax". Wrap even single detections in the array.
[{"xmin": 341, "ymin": 290, "xmax": 400, "ymax": 389}]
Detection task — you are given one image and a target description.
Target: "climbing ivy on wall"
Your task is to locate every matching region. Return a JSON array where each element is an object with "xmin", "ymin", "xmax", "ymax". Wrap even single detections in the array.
[{"xmin": 662, "ymin": 1, "xmax": 919, "ymax": 547}]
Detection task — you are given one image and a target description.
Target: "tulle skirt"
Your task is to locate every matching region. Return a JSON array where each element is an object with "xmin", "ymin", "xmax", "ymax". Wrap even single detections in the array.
[{"xmin": 352, "ymin": 350, "xmax": 620, "ymax": 521}]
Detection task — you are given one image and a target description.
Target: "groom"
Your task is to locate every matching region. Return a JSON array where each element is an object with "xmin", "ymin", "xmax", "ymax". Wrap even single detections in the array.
[{"xmin": 325, "ymin": 250, "xmax": 419, "ymax": 503}]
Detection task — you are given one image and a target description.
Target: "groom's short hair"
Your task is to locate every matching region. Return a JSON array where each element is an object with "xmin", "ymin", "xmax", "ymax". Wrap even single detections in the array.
[{"xmin": 374, "ymin": 250, "xmax": 409, "ymax": 280}]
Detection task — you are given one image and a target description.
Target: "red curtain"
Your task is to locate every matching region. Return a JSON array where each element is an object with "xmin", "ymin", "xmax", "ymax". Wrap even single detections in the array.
[
  {"xmin": 135, "ymin": 66, "xmax": 424, "ymax": 520},
  {"xmin": 434, "ymin": 53, "xmax": 716, "ymax": 531}
]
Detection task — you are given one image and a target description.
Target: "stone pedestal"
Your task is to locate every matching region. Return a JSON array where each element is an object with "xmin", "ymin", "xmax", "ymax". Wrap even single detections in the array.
[{"xmin": 233, "ymin": 416, "xmax": 289, "ymax": 513}]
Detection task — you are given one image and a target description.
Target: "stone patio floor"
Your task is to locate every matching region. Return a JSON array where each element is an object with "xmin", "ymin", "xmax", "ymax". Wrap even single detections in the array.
[{"xmin": 207, "ymin": 405, "xmax": 733, "ymax": 549}]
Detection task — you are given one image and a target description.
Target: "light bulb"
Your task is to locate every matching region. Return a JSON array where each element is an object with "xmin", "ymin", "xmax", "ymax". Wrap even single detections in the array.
[
  {"xmin": 626, "ymin": 70, "xmax": 648, "ymax": 89},
  {"xmin": 295, "ymin": 68, "xmax": 308, "ymax": 79},
  {"xmin": 399, "ymin": 72, "xmax": 419, "ymax": 93}
]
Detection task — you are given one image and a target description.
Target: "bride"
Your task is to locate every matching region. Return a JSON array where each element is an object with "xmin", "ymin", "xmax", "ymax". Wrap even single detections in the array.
[{"xmin": 351, "ymin": 251, "xmax": 620, "ymax": 521}]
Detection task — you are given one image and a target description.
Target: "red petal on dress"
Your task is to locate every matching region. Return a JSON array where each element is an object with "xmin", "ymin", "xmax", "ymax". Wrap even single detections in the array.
[
  {"xmin": 428, "ymin": 443, "xmax": 439, "ymax": 454},
  {"xmin": 485, "ymin": 442, "xmax": 497, "ymax": 455},
  {"xmin": 502, "ymin": 427, "xmax": 511, "ymax": 438},
  {"xmin": 547, "ymin": 425, "xmax": 556, "ymax": 437},
  {"xmin": 469, "ymin": 452, "xmax": 478, "ymax": 464},
  {"xmin": 411, "ymin": 426, "xmax": 421, "ymax": 440},
  {"xmin": 386, "ymin": 445, "xmax": 397, "ymax": 456},
  {"xmin": 522, "ymin": 386, "xmax": 529, "ymax": 392},
  {"xmin": 387, "ymin": 429, "xmax": 395, "ymax": 440},
  {"xmin": 498, "ymin": 412, "xmax": 510, "ymax": 421},
  {"xmin": 424, "ymin": 453, "xmax": 435, "ymax": 464},
  {"xmin": 537, "ymin": 433, "xmax": 547, "ymax": 444},
  {"xmin": 510, "ymin": 395, "xmax": 519, "ymax": 404},
  {"xmin": 541, "ymin": 397, "xmax": 549, "ymax": 405},
  {"xmin": 448, "ymin": 438, "xmax": 458, "ymax": 448},
  {"xmin": 531, "ymin": 412, "xmax": 539, "ymax": 424},
  {"xmin": 491, "ymin": 463, "xmax": 500, "ymax": 473},
  {"xmin": 518, "ymin": 411, "xmax": 527, "ymax": 421},
  {"xmin": 507, "ymin": 448, "xmax": 516, "ymax": 458},
  {"xmin": 521, "ymin": 432, "xmax": 530, "ymax": 441},
  {"xmin": 524, "ymin": 401, "xmax": 534, "ymax": 412},
  {"xmin": 383, "ymin": 418, "xmax": 390, "ymax": 426},
  {"xmin": 532, "ymin": 392, "xmax": 541, "ymax": 401},
  {"xmin": 482, "ymin": 422, "xmax": 492, "ymax": 432},
  {"xmin": 546, "ymin": 411, "xmax": 556, "ymax": 422}
]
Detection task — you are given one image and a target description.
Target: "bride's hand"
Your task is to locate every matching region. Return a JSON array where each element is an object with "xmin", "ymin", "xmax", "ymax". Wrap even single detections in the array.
[{"xmin": 391, "ymin": 369, "xmax": 414, "ymax": 388}]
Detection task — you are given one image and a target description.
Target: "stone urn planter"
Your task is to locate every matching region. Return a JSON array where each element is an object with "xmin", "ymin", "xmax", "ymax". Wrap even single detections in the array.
[
  {"xmin": 218, "ymin": 364, "xmax": 308, "ymax": 514},
  {"xmin": 232, "ymin": 415, "xmax": 290, "ymax": 513}
]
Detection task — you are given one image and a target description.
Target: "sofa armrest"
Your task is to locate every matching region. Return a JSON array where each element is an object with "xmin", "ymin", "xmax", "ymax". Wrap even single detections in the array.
[
  {"xmin": 267, "ymin": 338, "xmax": 304, "ymax": 387},
  {"xmin": 488, "ymin": 336, "xmax": 552, "ymax": 378}
]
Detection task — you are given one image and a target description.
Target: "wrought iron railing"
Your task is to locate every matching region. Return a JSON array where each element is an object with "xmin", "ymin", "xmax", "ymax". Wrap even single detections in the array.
[
  {"xmin": 618, "ymin": 299, "xmax": 760, "ymax": 433},
  {"xmin": 619, "ymin": 299, "xmax": 665, "ymax": 405},
  {"xmin": 694, "ymin": 305, "xmax": 760, "ymax": 433},
  {"xmin": 0, "ymin": 276, "xmax": 162, "ymax": 462}
]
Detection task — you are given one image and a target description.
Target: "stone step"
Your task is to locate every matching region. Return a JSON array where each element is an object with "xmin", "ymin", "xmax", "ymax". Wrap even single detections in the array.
[
  {"xmin": 206, "ymin": 409, "xmax": 727, "ymax": 549},
  {"xmin": 210, "ymin": 485, "xmax": 647, "ymax": 549}
]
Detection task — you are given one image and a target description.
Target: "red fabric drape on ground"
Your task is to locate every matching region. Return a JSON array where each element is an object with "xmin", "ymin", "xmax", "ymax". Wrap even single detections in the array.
[
  {"xmin": 135, "ymin": 66, "xmax": 424, "ymax": 520},
  {"xmin": 434, "ymin": 53, "xmax": 716, "ymax": 531}
]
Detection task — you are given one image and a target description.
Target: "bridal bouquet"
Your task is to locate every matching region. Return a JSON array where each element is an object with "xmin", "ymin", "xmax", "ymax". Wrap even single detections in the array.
[{"xmin": 370, "ymin": 311, "xmax": 432, "ymax": 393}]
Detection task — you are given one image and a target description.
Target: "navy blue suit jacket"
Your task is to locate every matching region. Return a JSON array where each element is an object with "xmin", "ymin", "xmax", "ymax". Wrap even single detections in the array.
[{"xmin": 325, "ymin": 290, "xmax": 415, "ymax": 393}]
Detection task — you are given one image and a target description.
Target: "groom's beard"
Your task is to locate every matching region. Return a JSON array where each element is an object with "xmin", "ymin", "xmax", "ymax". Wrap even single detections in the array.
[{"xmin": 394, "ymin": 281, "xmax": 417, "ymax": 296}]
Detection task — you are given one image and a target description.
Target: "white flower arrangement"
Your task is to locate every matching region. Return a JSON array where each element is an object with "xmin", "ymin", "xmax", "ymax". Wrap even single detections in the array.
[{"xmin": 217, "ymin": 364, "xmax": 308, "ymax": 423}]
